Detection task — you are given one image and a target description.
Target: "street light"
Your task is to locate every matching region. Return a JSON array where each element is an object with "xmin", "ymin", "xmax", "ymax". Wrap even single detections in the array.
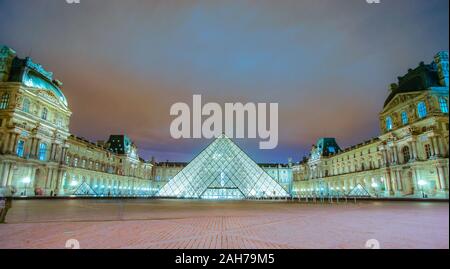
[{"xmin": 418, "ymin": 180, "xmax": 427, "ymax": 198}]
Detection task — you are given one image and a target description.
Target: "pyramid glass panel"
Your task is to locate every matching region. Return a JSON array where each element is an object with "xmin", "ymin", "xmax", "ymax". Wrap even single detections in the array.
[
  {"xmin": 156, "ymin": 134, "xmax": 289, "ymax": 199},
  {"xmin": 347, "ymin": 184, "xmax": 371, "ymax": 197},
  {"xmin": 73, "ymin": 182, "xmax": 97, "ymax": 196}
]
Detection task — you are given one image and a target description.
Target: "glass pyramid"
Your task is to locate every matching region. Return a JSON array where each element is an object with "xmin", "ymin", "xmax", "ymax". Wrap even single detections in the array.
[
  {"xmin": 73, "ymin": 182, "xmax": 97, "ymax": 196},
  {"xmin": 347, "ymin": 184, "xmax": 371, "ymax": 197},
  {"xmin": 156, "ymin": 134, "xmax": 289, "ymax": 199}
]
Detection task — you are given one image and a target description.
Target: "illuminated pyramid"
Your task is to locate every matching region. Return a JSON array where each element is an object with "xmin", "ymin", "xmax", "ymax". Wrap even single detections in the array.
[
  {"xmin": 156, "ymin": 134, "xmax": 289, "ymax": 199},
  {"xmin": 73, "ymin": 182, "xmax": 97, "ymax": 196},
  {"xmin": 347, "ymin": 184, "xmax": 371, "ymax": 198}
]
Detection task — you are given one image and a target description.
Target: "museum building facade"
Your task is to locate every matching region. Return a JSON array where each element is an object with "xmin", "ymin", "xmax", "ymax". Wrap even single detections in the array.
[
  {"xmin": 292, "ymin": 51, "xmax": 449, "ymax": 199},
  {"xmin": 0, "ymin": 46, "xmax": 153, "ymax": 197}
]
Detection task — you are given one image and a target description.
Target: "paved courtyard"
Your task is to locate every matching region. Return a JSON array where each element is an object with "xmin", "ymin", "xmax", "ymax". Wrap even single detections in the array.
[{"xmin": 0, "ymin": 199, "xmax": 448, "ymax": 249}]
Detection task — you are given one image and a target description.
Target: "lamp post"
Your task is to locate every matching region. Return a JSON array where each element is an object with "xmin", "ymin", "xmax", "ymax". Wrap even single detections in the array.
[
  {"xmin": 418, "ymin": 180, "xmax": 427, "ymax": 199},
  {"xmin": 22, "ymin": 177, "xmax": 31, "ymax": 196}
]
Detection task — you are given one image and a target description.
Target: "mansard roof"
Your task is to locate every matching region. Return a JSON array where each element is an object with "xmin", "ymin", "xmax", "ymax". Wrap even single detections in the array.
[
  {"xmin": 8, "ymin": 55, "xmax": 68, "ymax": 107},
  {"xmin": 383, "ymin": 53, "xmax": 446, "ymax": 108}
]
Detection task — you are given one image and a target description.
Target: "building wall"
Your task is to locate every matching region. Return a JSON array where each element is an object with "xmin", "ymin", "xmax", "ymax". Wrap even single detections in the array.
[
  {"xmin": 0, "ymin": 46, "xmax": 152, "ymax": 197},
  {"xmin": 292, "ymin": 52, "xmax": 449, "ymax": 199}
]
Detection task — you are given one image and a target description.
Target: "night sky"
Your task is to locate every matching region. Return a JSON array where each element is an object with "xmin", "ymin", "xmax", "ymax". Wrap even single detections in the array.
[{"xmin": 0, "ymin": 0, "xmax": 448, "ymax": 163}]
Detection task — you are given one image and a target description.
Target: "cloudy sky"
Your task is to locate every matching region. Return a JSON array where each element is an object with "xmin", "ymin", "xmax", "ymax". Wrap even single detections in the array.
[{"xmin": 0, "ymin": 0, "xmax": 448, "ymax": 163}]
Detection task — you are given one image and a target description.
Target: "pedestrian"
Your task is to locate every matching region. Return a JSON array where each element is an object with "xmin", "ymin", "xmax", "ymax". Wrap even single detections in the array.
[{"xmin": 0, "ymin": 197, "xmax": 12, "ymax": 223}]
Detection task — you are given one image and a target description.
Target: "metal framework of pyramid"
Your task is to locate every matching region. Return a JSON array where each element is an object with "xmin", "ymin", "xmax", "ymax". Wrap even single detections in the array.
[
  {"xmin": 347, "ymin": 184, "xmax": 371, "ymax": 198},
  {"xmin": 156, "ymin": 134, "xmax": 289, "ymax": 199},
  {"xmin": 73, "ymin": 182, "xmax": 97, "ymax": 196}
]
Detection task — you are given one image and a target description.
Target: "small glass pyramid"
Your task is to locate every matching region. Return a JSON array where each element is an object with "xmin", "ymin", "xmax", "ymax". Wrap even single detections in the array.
[
  {"xmin": 157, "ymin": 134, "xmax": 289, "ymax": 199},
  {"xmin": 73, "ymin": 182, "xmax": 97, "ymax": 196},
  {"xmin": 347, "ymin": 183, "xmax": 371, "ymax": 197}
]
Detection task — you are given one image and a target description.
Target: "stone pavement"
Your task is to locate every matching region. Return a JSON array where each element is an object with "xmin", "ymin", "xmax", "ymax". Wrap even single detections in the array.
[{"xmin": 0, "ymin": 199, "xmax": 448, "ymax": 249}]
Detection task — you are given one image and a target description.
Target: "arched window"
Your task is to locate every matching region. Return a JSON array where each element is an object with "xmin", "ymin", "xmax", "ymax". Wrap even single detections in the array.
[
  {"xmin": 41, "ymin": 107, "xmax": 48, "ymax": 120},
  {"xmin": 38, "ymin": 143, "xmax": 47, "ymax": 161},
  {"xmin": 401, "ymin": 111, "xmax": 408, "ymax": 125},
  {"xmin": 385, "ymin": 116, "xmax": 393, "ymax": 131},
  {"xmin": 0, "ymin": 93, "xmax": 10, "ymax": 109},
  {"xmin": 22, "ymin": 98, "xmax": 30, "ymax": 113},
  {"xmin": 402, "ymin": 146, "xmax": 410, "ymax": 163},
  {"xmin": 424, "ymin": 144, "xmax": 432, "ymax": 159},
  {"xmin": 417, "ymin": 101, "xmax": 427, "ymax": 119},
  {"xmin": 16, "ymin": 140, "xmax": 25, "ymax": 157},
  {"xmin": 439, "ymin": 97, "xmax": 448, "ymax": 113}
]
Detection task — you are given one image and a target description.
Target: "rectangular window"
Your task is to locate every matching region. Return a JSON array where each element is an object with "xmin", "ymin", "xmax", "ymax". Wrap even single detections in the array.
[
  {"xmin": 401, "ymin": 111, "xmax": 408, "ymax": 125},
  {"xmin": 417, "ymin": 102, "xmax": 427, "ymax": 119},
  {"xmin": 439, "ymin": 97, "xmax": 448, "ymax": 113},
  {"xmin": 16, "ymin": 140, "xmax": 25, "ymax": 157},
  {"xmin": 38, "ymin": 143, "xmax": 47, "ymax": 161},
  {"xmin": 0, "ymin": 93, "xmax": 10, "ymax": 109}
]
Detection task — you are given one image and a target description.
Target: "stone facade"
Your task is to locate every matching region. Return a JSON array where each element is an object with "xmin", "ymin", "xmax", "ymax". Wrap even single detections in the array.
[
  {"xmin": 0, "ymin": 46, "xmax": 152, "ymax": 197},
  {"xmin": 292, "ymin": 52, "xmax": 449, "ymax": 199}
]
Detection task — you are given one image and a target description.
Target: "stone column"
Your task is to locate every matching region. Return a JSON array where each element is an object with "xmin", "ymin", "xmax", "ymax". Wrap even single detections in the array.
[
  {"xmin": 1, "ymin": 133, "xmax": 11, "ymax": 154},
  {"xmin": 55, "ymin": 169, "xmax": 66, "ymax": 196},
  {"xmin": 33, "ymin": 138, "xmax": 41, "ymax": 157},
  {"xmin": 45, "ymin": 168, "xmax": 53, "ymax": 190},
  {"xmin": 7, "ymin": 133, "xmax": 18, "ymax": 154},
  {"xmin": 1, "ymin": 162, "xmax": 11, "ymax": 187},
  {"xmin": 437, "ymin": 166, "xmax": 448, "ymax": 191},
  {"xmin": 6, "ymin": 164, "xmax": 14, "ymax": 186},
  {"xmin": 412, "ymin": 141, "xmax": 419, "ymax": 161},
  {"xmin": 396, "ymin": 170, "xmax": 403, "ymax": 192},
  {"xmin": 432, "ymin": 137, "xmax": 441, "ymax": 157},
  {"xmin": 382, "ymin": 149, "xmax": 388, "ymax": 166},
  {"xmin": 393, "ymin": 146, "xmax": 399, "ymax": 164},
  {"xmin": 409, "ymin": 141, "xmax": 417, "ymax": 161},
  {"xmin": 411, "ymin": 168, "xmax": 419, "ymax": 195},
  {"xmin": 429, "ymin": 137, "xmax": 436, "ymax": 157},
  {"xmin": 60, "ymin": 146, "xmax": 68, "ymax": 164}
]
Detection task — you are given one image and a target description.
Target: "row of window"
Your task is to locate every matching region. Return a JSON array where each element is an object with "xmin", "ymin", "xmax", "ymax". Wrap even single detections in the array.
[
  {"xmin": 22, "ymin": 98, "xmax": 64, "ymax": 126},
  {"xmin": 0, "ymin": 93, "xmax": 9, "ymax": 109},
  {"xmin": 0, "ymin": 93, "xmax": 64, "ymax": 127},
  {"xmin": 385, "ymin": 97, "xmax": 448, "ymax": 131},
  {"xmin": 16, "ymin": 140, "xmax": 48, "ymax": 161}
]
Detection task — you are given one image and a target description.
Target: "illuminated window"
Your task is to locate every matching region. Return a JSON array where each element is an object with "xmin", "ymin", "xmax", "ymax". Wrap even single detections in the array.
[
  {"xmin": 385, "ymin": 116, "xmax": 393, "ymax": 131},
  {"xmin": 402, "ymin": 146, "xmax": 410, "ymax": 163},
  {"xmin": 424, "ymin": 144, "xmax": 432, "ymax": 159},
  {"xmin": 401, "ymin": 111, "xmax": 408, "ymax": 125},
  {"xmin": 41, "ymin": 107, "xmax": 48, "ymax": 120},
  {"xmin": 417, "ymin": 102, "xmax": 427, "ymax": 118},
  {"xmin": 16, "ymin": 140, "xmax": 25, "ymax": 157},
  {"xmin": 22, "ymin": 98, "xmax": 30, "ymax": 113},
  {"xmin": 0, "ymin": 93, "xmax": 9, "ymax": 109},
  {"xmin": 38, "ymin": 143, "xmax": 47, "ymax": 161},
  {"xmin": 439, "ymin": 97, "xmax": 448, "ymax": 113}
]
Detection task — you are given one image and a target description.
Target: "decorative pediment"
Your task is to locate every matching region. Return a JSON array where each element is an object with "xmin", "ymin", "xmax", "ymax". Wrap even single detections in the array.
[
  {"xmin": 382, "ymin": 92, "xmax": 422, "ymax": 113},
  {"xmin": 36, "ymin": 89, "xmax": 60, "ymax": 104}
]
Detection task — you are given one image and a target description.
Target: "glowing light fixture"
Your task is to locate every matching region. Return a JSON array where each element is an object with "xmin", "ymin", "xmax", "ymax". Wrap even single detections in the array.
[{"xmin": 418, "ymin": 180, "xmax": 427, "ymax": 186}]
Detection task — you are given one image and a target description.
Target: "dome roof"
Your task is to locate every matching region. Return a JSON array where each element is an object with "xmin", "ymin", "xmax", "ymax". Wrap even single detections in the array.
[{"xmin": 8, "ymin": 56, "xmax": 68, "ymax": 107}]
